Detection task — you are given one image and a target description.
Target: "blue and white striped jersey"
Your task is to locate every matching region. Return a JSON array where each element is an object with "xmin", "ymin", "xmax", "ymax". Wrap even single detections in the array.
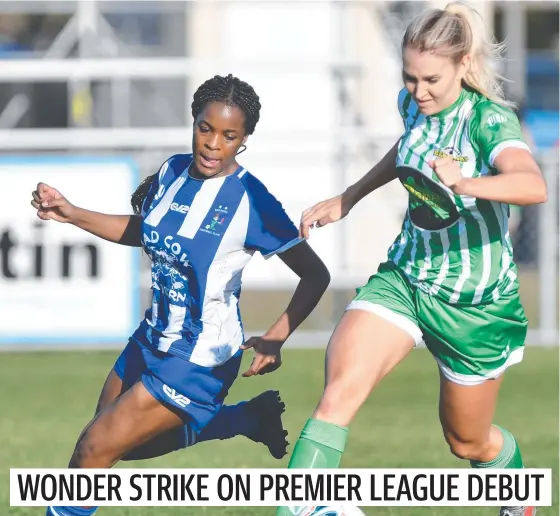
[{"xmin": 131, "ymin": 154, "xmax": 301, "ymax": 367}]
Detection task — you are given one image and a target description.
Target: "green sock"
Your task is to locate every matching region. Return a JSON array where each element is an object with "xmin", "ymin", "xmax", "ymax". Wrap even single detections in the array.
[
  {"xmin": 470, "ymin": 426, "xmax": 524, "ymax": 469},
  {"xmin": 276, "ymin": 419, "xmax": 348, "ymax": 516},
  {"xmin": 287, "ymin": 418, "xmax": 349, "ymax": 469}
]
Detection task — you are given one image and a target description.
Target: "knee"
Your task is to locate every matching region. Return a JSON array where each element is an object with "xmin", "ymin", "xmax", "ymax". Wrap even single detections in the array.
[
  {"xmin": 444, "ymin": 433, "xmax": 491, "ymax": 461},
  {"xmin": 313, "ymin": 383, "xmax": 365, "ymax": 426},
  {"xmin": 69, "ymin": 434, "xmax": 109, "ymax": 468}
]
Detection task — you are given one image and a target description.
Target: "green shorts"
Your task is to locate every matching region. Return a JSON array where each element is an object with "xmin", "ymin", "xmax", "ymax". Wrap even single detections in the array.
[{"xmin": 347, "ymin": 261, "xmax": 528, "ymax": 385}]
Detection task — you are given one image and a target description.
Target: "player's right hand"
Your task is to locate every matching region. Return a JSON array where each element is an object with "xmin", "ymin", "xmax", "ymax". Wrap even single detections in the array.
[
  {"xmin": 31, "ymin": 183, "xmax": 76, "ymax": 223},
  {"xmin": 299, "ymin": 193, "xmax": 351, "ymax": 239}
]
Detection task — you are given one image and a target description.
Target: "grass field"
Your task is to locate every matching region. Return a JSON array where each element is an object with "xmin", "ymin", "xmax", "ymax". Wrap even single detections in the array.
[{"xmin": 1, "ymin": 346, "xmax": 558, "ymax": 516}]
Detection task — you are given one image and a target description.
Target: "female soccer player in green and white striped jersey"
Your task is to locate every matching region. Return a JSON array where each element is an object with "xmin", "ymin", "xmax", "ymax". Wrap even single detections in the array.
[{"xmin": 278, "ymin": 3, "xmax": 547, "ymax": 516}]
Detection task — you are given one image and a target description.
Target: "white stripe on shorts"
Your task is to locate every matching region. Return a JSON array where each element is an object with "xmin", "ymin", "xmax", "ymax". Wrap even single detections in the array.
[
  {"xmin": 435, "ymin": 346, "xmax": 525, "ymax": 386},
  {"xmin": 346, "ymin": 300, "xmax": 424, "ymax": 347}
]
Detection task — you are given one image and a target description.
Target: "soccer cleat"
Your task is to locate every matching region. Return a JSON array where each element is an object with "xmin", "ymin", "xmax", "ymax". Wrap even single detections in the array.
[
  {"xmin": 499, "ymin": 506, "xmax": 537, "ymax": 516},
  {"xmin": 245, "ymin": 389, "xmax": 289, "ymax": 459}
]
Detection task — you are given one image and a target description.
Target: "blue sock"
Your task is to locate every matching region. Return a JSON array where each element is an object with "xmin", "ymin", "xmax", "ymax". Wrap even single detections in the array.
[
  {"xmin": 119, "ymin": 404, "xmax": 258, "ymax": 461},
  {"xmin": 197, "ymin": 402, "xmax": 258, "ymax": 442},
  {"xmin": 46, "ymin": 507, "xmax": 97, "ymax": 516}
]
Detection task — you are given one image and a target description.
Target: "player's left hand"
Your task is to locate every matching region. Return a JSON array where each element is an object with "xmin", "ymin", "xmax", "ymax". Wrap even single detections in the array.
[
  {"xmin": 428, "ymin": 156, "xmax": 464, "ymax": 192},
  {"xmin": 240, "ymin": 336, "xmax": 283, "ymax": 377}
]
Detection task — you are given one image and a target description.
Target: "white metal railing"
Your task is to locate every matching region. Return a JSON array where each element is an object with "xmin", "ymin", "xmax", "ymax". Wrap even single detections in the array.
[
  {"xmin": 0, "ymin": 58, "xmax": 362, "ymax": 82},
  {"xmin": 0, "ymin": 127, "xmax": 388, "ymax": 152}
]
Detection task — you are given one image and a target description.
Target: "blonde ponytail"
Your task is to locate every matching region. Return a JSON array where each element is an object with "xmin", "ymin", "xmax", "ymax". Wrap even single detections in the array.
[{"xmin": 402, "ymin": 1, "xmax": 514, "ymax": 108}]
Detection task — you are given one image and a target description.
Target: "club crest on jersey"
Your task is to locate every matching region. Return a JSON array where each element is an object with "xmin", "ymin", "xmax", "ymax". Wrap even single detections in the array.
[
  {"xmin": 200, "ymin": 205, "xmax": 229, "ymax": 236},
  {"xmin": 433, "ymin": 146, "xmax": 468, "ymax": 163}
]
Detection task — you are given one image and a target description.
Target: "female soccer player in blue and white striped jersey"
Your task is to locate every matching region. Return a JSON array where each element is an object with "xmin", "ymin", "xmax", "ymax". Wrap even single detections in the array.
[
  {"xmin": 280, "ymin": 3, "xmax": 547, "ymax": 516},
  {"xmin": 31, "ymin": 74, "xmax": 331, "ymax": 516}
]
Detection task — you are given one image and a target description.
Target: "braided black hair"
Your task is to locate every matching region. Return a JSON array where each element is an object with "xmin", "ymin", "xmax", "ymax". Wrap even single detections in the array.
[
  {"xmin": 191, "ymin": 73, "xmax": 261, "ymax": 135},
  {"xmin": 131, "ymin": 173, "xmax": 156, "ymax": 215},
  {"xmin": 131, "ymin": 74, "xmax": 261, "ymax": 215}
]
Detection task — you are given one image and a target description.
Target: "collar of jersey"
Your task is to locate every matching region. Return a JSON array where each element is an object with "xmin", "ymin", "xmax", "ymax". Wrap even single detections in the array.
[
  {"xmin": 187, "ymin": 162, "xmax": 244, "ymax": 182},
  {"xmin": 428, "ymin": 87, "xmax": 468, "ymax": 120}
]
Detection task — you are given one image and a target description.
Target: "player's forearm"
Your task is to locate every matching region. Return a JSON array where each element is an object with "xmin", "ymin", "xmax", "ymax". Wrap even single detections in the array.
[
  {"xmin": 344, "ymin": 140, "xmax": 400, "ymax": 209},
  {"xmin": 70, "ymin": 207, "xmax": 143, "ymax": 246},
  {"xmin": 453, "ymin": 172, "xmax": 548, "ymax": 206},
  {"xmin": 263, "ymin": 266, "xmax": 331, "ymax": 343}
]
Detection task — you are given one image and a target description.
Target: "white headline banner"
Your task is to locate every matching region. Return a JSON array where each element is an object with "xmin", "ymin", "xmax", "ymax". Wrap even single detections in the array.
[{"xmin": 10, "ymin": 468, "xmax": 552, "ymax": 507}]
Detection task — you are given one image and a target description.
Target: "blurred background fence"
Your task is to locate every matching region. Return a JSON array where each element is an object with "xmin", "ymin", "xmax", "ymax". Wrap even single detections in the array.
[{"xmin": 0, "ymin": 0, "xmax": 557, "ymax": 348}]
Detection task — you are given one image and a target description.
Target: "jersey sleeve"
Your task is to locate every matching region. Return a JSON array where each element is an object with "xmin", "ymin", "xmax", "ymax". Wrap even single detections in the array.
[
  {"xmin": 469, "ymin": 102, "xmax": 531, "ymax": 168},
  {"xmin": 243, "ymin": 174, "xmax": 302, "ymax": 259}
]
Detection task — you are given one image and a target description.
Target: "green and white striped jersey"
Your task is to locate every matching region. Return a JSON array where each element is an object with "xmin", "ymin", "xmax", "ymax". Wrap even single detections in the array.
[{"xmin": 388, "ymin": 87, "xmax": 530, "ymax": 305}]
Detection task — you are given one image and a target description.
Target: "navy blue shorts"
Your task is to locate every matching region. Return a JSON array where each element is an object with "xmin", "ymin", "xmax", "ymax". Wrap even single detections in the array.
[{"xmin": 113, "ymin": 338, "xmax": 242, "ymax": 434}]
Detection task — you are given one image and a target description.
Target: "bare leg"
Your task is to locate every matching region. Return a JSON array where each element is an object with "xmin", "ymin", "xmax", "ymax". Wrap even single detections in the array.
[
  {"xmin": 314, "ymin": 309, "xmax": 417, "ymax": 426},
  {"xmin": 439, "ymin": 370, "xmax": 504, "ymax": 462},
  {"xmin": 70, "ymin": 380, "xmax": 183, "ymax": 468},
  {"xmin": 438, "ymin": 371, "xmax": 532, "ymax": 516}
]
